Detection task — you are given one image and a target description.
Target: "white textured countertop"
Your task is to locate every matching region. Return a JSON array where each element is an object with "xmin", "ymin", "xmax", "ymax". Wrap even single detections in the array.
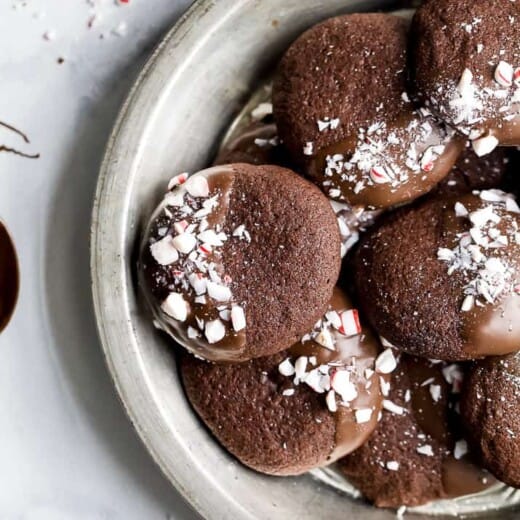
[{"xmin": 0, "ymin": 1, "xmax": 198, "ymax": 518}]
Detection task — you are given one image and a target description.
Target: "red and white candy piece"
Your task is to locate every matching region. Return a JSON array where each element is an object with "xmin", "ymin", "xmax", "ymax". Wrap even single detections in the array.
[
  {"xmin": 369, "ymin": 165, "xmax": 392, "ymax": 184},
  {"xmin": 173, "ymin": 220, "xmax": 188, "ymax": 234},
  {"xmin": 168, "ymin": 173, "xmax": 189, "ymax": 190},
  {"xmin": 185, "ymin": 175, "xmax": 210, "ymax": 198},
  {"xmin": 204, "ymin": 318, "xmax": 226, "ymax": 344},
  {"xmin": 198, "ymin": 244, "xmax": 212, "ymax": 255},
  {"xmin": 420, "ymin": 146, "xmax": 437, "ymax": 173},
  {"xmin": 172, "ymin": 232, "xmax": 197, "ymax": 254},
  {"xmin": 161, "ymin": 292, "xmax": 189, "ymax": 322},
  {"xmin": 150, "ymin": 236, "xmax": 179, "ymax": 266},
  {"xmin": 514, "ymin": 67, "xmax": 520, "ymax": 87},
  {"xmin": 337, "ymin": 309, "xmax": 361, "ymax": 337},
  {"xmin": 494, "ymin": 61, "xmax": 514, "ymax": 87}
]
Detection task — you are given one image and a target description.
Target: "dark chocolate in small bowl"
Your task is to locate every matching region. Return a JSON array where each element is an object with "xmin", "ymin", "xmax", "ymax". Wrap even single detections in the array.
[{"xmin": 0, "ymin": 221, "xmax": 19, "ymax": 333}]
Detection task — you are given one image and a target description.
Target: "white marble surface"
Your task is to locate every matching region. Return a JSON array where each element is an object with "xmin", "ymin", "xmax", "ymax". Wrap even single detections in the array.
[{"xmin": 0, "ymin": 1, "xmax": 199, "ymax": 518}]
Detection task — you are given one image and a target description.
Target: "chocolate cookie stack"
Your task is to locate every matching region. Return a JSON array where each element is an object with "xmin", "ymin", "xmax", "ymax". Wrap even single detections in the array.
[{"xmin": 139, "ymin": 0, "xmax": 520, "ymax": 511}]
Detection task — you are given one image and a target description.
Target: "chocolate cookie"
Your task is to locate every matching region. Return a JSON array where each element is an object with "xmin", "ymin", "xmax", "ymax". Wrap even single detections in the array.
[
  {"xmin": 140, "ymin": 164, "xmax": 341, "ymax": 362},
  {"xmin": 461, "ymin": 353, "xmax": 520, "ymax": 488},
  {"xmin": 434, "ymin": 147, "xmax": 509, "ymax": 197},
  {"xmin": 339, "ymin": 355, "xmax": 493, "ymax": 508},
  {"xmin": 181, "ymin": 288, "xmax": 386, "ymax": 475},
  {"xmin": 272, "ymin": 13, "xmax": 463, "ymax": 209},
  {"xmin": 411, "ymin": 0, "xmax": 520, "ymax": 153},
  {"xmin": 352, "ymin": 189, "xmax": 520, "ymax": 361}
]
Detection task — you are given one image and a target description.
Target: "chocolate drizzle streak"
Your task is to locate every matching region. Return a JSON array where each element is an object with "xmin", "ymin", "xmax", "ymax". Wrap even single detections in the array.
[
  {"xmin": 0, "ymin": 120, "xmax": 40, "ymax": 159},
  {"xmin": 0, "ymin": 222, "xmax": 19, "ymax": 333}
]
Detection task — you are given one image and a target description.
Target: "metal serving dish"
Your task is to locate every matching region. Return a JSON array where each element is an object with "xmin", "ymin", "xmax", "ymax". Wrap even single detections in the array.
[{"xmin": 91, "ymin": 1, "xmax": 519, "ymax": 518}]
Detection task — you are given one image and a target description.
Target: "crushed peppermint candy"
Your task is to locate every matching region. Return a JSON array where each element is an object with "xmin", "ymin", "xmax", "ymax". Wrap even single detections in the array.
[
  {"xmin": 386, "ymin": 461, "xmax": 400, "ymax": 471},
  {"xmin": 161, "ymin": 292, "xmax": 189, "ymax": 322},
  {"xmin": 428, "ymin": 65, "xmax": 520, "ymax": 146},
  {"xmin": 303, "ymin": 141, "xmax": 314, "ymax": 156},
  {"xmin": 454, "ymin": 439, "xmax": 469, "ymax": 460},
  {"xmin": 331, "ymin": 200, "xmax": 381, "ymax": 257},
  {"xmin": 442, "ymin": 364, "xmax": 464, "ymax": 394},
  {"xmin": 416, "ymin": 444, "xmax": 434, "ymax": 457},
  {"xmin": 322, "ymin": 112, "xmax": 455, "ymax": 200},
  {"xmin": 251, "ymin": 102, "xmax": 273, "ymax": 121},
  {"xmin": 277, "ymin": 301, "xmax": 381, "ymax": 417},
  {"xmin": 317, "ymin": 117, "xmax": 340, "ymax": 132},
  {"xmin": 355, "ymin": 408, "xmax": 373, "ymax": 424},
  {"xmin": 382, "ymin": 399, "xmax": 405, "ymax": 415},
  {"xmin": 148, "ymin": 170, "xmax": 248, "ymax": 346},
  {"xmin": 429, "ymin": 384, "xmax": 442, "ymax": 403},
  {"xmin": 472, "ymin": 134, "xmax": 499, "ymax": 157},
  {"xmin": 375, "ymin": 348, "xmax": 397, "ymax": 375},
  {"xmin": 437, "ymin": 190, "xmax": 520, "ymax": 312}
]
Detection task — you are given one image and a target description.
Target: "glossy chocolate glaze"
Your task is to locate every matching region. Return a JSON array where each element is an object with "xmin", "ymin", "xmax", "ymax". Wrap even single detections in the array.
[
  {"xmin": 0, "ymin": 222, "xmax": 19, "ymax": 333},
  {"xmin": 289, "ymin": 288, "xmax": 383, "ymax": 462},
  {"xmin": 488, "ymin": 116, "xmax": 520, "ymax": 147},
  {"xmin": 140, "ymin": 167, "xmax": 247, "ymax": 362},
  {"xmin": 441, "ymin": 193, "xmax": 520, "ymax": 357},
  {"xmin": 404, "ymin": 357, "xmax": 494, "ymax": 498},
  {"xmin": 308, "ymin": 111, "xmax": 464, "ymax": 209}
]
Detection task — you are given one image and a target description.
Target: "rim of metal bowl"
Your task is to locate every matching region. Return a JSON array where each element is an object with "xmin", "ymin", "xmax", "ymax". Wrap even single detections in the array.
[{"xmin": 91, "ymin": 1, "xmax": 243, "ymax": 517}]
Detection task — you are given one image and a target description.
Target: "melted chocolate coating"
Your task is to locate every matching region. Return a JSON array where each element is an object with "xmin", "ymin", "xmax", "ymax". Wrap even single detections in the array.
[
  {"xmin": 289, "ymin": 288, "xmax": 384, "ymax": 460},
  {"xmin": 352, "ymin": 191, "xmax": 520, "ymax": 361},
  {"xmin": 140, "ymin": 164, "xmax": 341, "ymax": 362},
  {"xmin": 441, "ymin": 194, "xmax": 520, "ymax": 357},
  {"xmin": 339, "ymin": 355, "xmax": 494, "ymax": 508}
]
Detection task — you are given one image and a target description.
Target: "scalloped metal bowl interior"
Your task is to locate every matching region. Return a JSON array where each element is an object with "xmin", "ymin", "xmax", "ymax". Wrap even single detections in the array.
[{"xmin": 91, "ymin": 1, "xmax": 519, "ymax": 519}]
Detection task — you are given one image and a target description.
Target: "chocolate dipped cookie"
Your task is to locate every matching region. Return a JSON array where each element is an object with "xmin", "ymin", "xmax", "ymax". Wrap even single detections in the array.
[
  {"xmin": 352, "ymin": 189, "xmax": 520, "ymax": 361},
  {"xmin": 339, "ymin": 355, "xmax": 493, "ymax": 508},
  {"xmin": 411, "ymin": 0, "xmax": 520, "ymax": 154},
  {"xmin": 461, "ymin": 353, "xmax": 520, "ymax": 488},
  {"xmin": 181, "ymin": 288, "xmax": 386, "ymax": 475},
  {"xmin": 140, "ymin": 164, "xmax": 341, "ymax": 362},
  {"xmin": 272, "ymin": 13, "xmax": 463, "ymax": 209}
]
